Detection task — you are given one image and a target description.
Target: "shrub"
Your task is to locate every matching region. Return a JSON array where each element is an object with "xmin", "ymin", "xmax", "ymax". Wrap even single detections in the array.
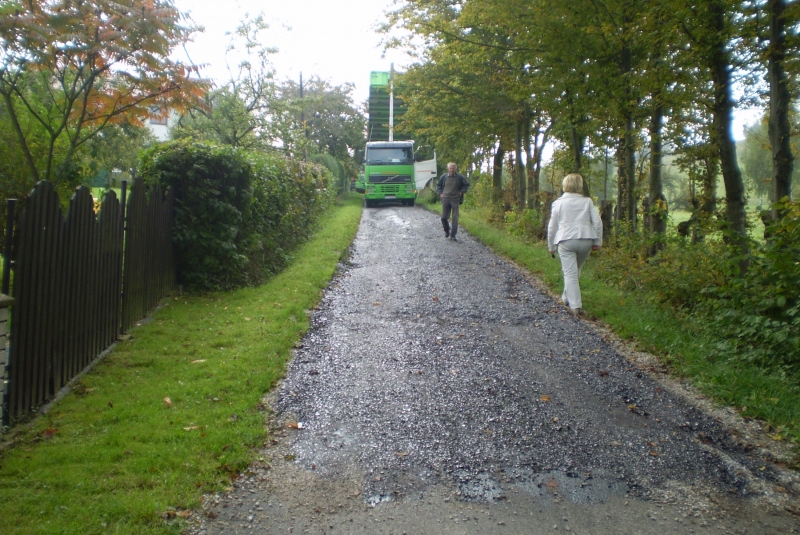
[
  {"xmin": 139, "ymin": 141, "xmax": 253, "ymax": 290},
  {"xmin": 139, "ymin": 141, "xmax": 333, "ymax": 291},
  {"xmin": 242, "ymin": 152, "xmax": 333, "ymax": 283},
  {"xmin": 701, "ymin": 199, "xmax": 800, "ymax": 371},
  {"xmin": 504, "ymin": 207, "xmax": 545, "ymax": 241}
]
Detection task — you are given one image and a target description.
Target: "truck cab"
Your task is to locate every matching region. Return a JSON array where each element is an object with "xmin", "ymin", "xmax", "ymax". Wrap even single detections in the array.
[{"xmin": 362, "ymin": 141, "xmax": 417, "ymax": 207}]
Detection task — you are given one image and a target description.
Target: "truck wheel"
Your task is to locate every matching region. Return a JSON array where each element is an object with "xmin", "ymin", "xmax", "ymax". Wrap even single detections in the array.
[{"xmin": 408, "ymin": 198, "xmax": 416, "ymax": 206}]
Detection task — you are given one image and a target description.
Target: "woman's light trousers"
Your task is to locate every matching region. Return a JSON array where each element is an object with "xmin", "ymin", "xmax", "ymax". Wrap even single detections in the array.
[{"xmin": 557, "ymin": 238, "xmax": 593, "ymax": 310}]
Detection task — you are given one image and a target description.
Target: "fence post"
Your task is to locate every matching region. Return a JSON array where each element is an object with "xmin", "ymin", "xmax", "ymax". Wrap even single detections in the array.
[
  {"xmin": 119, "ymin": 181, "xmax": 128, "ymax": 338},
  {"xmin": 3, "ymin": 199, "xmax": 15, "ymax": 296},
  {"xmin": 0, "ymin": 293, "xmax": 13, "ymax": 431}
]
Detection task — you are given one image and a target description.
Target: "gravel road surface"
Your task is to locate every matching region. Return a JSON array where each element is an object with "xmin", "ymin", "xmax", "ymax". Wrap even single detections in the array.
[{"xmin": 189, "ymin": 204, "xmax": 800, "ymax": 534}]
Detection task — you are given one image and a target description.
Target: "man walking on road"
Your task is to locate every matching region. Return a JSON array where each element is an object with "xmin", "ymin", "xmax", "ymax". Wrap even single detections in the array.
[{"xmin": 437, "ymin": 162, "xmax": 469, "ymax": 241}]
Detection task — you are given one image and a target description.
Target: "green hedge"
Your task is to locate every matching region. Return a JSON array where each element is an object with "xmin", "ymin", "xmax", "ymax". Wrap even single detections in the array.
[{"xmin": 139, "ymin": 141, "xmax": 333, "ymax": 291}]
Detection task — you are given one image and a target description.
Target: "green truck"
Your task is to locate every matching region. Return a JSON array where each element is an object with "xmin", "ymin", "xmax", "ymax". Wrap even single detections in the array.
[
  {"xmin": 358, "ymin": 140, "xmax": 417, "ymax": 207},
  {"xmin": 356, "ymin": 71, "xmax": 437, "ymax": 207}
]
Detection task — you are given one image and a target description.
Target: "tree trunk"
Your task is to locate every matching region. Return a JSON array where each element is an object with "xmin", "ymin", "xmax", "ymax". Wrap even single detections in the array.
[
  {"xmin": 625, "ymin": 119, "xmax": 636, "ymax": 227},
  {"xmin": 768, "ymin": 0, "xmax": 794, "ymax": 217},
  {"xmin": 708, "ymin": 0, "xmax": 748, "ymax": 264},
  {"xmin": 600, "ymin": 200, "xmax": 614, "ymax": 243},
  {"xmin": 570, "ymin": 125, "xmax": 584, "ymax": 174},
  {"xmin": 492, "ymin": 144, "xmax": 506, "ymax": 201},
  {"xmin": 615, "ymin": 122, "xmax": 635, "ymax": 228},
  {"xmin": 530, "ymin": 118, "xmax": 553, "ymax": 210},
  {"xmin": 0, "ymin": 90, "xmax": 41, "ymax": 183},
  {"xmin": 647, "ymin": 103, "xmax": 667, "ymax": 256},
  {"xmin": 524, "ymin": 116, "xmax": 535, "ymax": 210},
  {"xmin": 515, "ymin": 122, "xmax": 526, "ymax": 211}
]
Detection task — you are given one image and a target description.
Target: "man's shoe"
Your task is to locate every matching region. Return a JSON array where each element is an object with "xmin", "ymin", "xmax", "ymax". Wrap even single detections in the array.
[
  {"xmin": 450, "ymin": 236, "xmax": 457, "ymax": 241},
  {"xmin": 445, "ymin": 231, "xmax": 449, "ymax": 237},
  {"xmin": 570, "ymin": 308, "xmax": 585, "ymax": 317}
]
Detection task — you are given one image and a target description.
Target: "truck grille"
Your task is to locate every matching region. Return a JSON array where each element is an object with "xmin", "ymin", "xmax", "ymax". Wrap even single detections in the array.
[
  {"xmin": 369, "ymin": 174, "xmax": 411, "ymax": 184},
  {"xmin": 379, "ymin": 184, "xmax": 405, "ymax": 194}
]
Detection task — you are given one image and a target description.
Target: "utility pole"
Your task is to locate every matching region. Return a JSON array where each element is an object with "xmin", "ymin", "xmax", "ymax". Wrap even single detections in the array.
[
  {"xmin": 300, "ymin": 72, "xmax": 307, "ymax": 160},
  {"xmin": 389, "ymin": 63, "xmax": 394, "ymax": 142}
]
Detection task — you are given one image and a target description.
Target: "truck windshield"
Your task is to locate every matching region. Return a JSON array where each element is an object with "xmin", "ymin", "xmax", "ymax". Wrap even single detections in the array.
[{"xmin": 366, "ymin": 147, "xmax": 413, "ymax": 165}]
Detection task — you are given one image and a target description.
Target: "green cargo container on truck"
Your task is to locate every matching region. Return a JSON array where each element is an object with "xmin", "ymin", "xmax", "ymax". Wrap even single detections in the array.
[{"xmin": 361, "ymin": 140, "xmax": 417, "ymax": 207}]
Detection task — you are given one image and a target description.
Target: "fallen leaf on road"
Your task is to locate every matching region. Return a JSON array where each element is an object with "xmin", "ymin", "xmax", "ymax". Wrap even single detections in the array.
[
  {"xmin": 540, "ymin": 395, "xmax": 551, "ymax": 402},
  {"xmin": 395, "ymin": 451, "xmax": 409, "ymax": 457}
]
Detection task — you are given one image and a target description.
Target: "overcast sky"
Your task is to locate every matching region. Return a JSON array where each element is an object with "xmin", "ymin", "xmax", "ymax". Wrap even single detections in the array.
[
  {"xmin": 172, "ymin": 0, "xmax": 760, "ymax": 139},
  {"xmin": 172, "ymin": 0, "xmax": 408, "ymax": 107}
]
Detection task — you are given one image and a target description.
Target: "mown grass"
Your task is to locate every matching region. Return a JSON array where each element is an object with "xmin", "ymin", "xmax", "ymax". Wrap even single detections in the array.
[
  {"xmin": 0, "ymin": 195, "xmax": 363, "ymax": 535},
  {"xmin": 425, "ymin": 199, "xmax": 800, "ymax": 448}
]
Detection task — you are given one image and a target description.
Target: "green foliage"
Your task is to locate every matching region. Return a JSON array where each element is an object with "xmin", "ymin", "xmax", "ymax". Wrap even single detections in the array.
[
  {"xmin": 171, "ymin": 89, "xmax": 266, "ymax": 149},
  {"xmin": 701, "ymin": 199, "xmax": 800, "ymax": 371},
  {"xmin": 311, "ymin": 153, "xmax": 349, "ymax": 196},
  {"xmin": 504, "ymin": 208, "xmax": 544, "ymax": 241},
  {"xmin": 139, "ymin": 141, "xmax": 333, "ymax": 291},
  {"xmin": 0, "ymin": 0, "xmax": 207, "ymax": 184},
  {"xmin": 243, "ymin": 152, "xmax": 334, "ymax": 283},
  {"xmin": 139, "ymin": 141, "xmax": 253, "ymax": 290},
  {"xmin": 84, "ymin": 123, "xmax": 158, "ymax": 186}
]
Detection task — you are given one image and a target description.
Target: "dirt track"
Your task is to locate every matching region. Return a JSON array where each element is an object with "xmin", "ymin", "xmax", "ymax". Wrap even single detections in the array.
[{"xmin": 188, "ymin": 204, "xmax": 800, "ymax": 534}]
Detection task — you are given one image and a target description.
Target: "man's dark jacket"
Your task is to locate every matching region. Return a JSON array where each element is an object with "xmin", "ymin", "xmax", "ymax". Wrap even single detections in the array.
[{"xmin": 436, "ymin": 172, "xmax": 470, "ymax": 197}]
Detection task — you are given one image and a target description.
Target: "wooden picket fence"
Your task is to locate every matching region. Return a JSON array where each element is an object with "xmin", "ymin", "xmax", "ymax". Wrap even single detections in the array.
[{"xmin": 2, "ymin": 179, "xmax": 175, "ymax": 424}]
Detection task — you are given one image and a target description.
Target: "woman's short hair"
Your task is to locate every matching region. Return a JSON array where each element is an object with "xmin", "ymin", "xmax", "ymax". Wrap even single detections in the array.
[{"xmin": 562, "ymin": 173, "xmax": 583, "ymax": 194}]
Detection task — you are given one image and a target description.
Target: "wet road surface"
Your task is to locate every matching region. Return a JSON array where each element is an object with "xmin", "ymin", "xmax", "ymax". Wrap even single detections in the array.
[{"xmin": 189, "ymin": 204, "xmax": 800, "ymax": 534}]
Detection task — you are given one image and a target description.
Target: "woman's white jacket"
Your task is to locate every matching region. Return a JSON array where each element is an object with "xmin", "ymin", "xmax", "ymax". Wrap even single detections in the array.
[{"xmin": 547, "ymin": 192, "xmax": 603, "ymax": 253}]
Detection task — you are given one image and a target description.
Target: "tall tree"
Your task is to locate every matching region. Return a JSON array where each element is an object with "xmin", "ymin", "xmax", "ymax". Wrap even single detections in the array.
[
  {"xmin": 0, "ymin": 0, "xmax": 207, "ymax": 184},
  {"xmin": 764, "ymin": 0, "xmax": 795, "ymax": 216},
  {"xmin": 677, "ymin": 0, "xmax": 749, "ymax": 257},
  {"xmin": 172, "ymin": 13, "xmax": 277, "ymax": 149}
]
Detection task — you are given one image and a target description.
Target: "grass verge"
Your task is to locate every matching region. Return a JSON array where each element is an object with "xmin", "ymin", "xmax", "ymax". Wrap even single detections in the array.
[
  {"xmin": 423, "ymin": 198, "xmax": 800, "ymax": 448},
  {"xmin": 0, "ymin": 195, "xmax": 363, "ymax": 535}
]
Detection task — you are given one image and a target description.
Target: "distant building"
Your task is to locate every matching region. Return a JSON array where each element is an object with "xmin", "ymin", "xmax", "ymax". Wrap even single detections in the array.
[{"xmin": 146, "ymin": 106, "xmax": 178, "ymax": 141}]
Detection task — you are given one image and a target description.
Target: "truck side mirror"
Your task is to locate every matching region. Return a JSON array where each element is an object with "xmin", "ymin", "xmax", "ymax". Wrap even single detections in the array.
[{"xmin": 357, "ymin": 150, "xmax": 365, "ymax": 164}]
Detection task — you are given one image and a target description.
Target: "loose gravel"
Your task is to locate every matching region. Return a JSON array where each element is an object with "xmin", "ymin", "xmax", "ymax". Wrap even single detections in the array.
[{"xmin": 188, "ymin": 204, "xmax": 800, "ymax": 535}]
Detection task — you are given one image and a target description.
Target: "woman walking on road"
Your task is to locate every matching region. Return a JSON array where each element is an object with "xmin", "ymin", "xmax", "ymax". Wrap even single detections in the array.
[{"xmin": 547, "ymin": 173, "xmax": 602, "ymax": 316}]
